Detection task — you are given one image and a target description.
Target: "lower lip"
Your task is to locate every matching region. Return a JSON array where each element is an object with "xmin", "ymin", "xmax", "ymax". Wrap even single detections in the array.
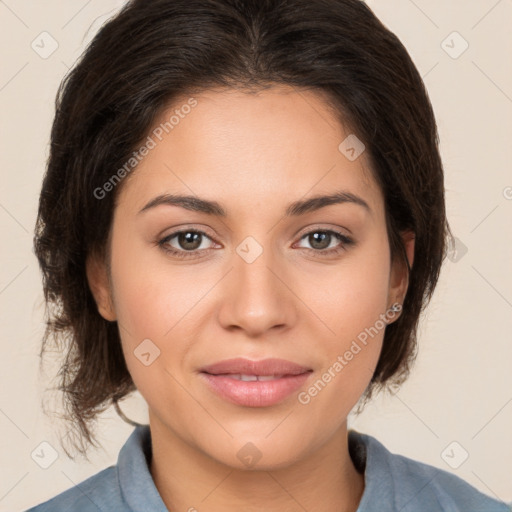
[{"xmin": 199, "ymin": 372, "xmax": 311, "ymax": 407}]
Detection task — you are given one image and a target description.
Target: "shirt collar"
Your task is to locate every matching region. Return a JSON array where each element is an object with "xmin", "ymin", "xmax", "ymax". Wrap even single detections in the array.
[
  {"xmin": 117, "ymin": 424, "xmax": 169, "ymax": 511},
  {"xmin": 349, "ymin": 429, "xmax": 395, "ymax": 511}
]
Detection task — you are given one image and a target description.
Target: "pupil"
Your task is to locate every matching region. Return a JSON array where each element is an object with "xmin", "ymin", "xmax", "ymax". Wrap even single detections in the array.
[
  {"xmin": 310, "ymin": 232, "xmax": 330, "ymax": 249},
  {"xmin": 180, "ymin": 232, "xmax": 201, "ymax": 250}
]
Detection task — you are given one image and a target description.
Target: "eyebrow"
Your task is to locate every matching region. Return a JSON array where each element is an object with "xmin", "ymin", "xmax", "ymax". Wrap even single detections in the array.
[{"xmin": 138, "ymin": 189, "xmax": 371, "ymax": 217}]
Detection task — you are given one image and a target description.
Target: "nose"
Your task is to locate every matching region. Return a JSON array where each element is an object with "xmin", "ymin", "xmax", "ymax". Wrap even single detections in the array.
[{"xmin": 216, "ymin": 244, "xmax": 298, "ymax": 337}]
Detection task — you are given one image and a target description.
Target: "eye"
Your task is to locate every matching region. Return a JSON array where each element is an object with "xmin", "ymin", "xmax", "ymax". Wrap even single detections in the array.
[
  {"xmin": 158, "ymin": 229, "xmax": 217, "ymax": 259},
  {"xmin": 294, "ymin": 229, "xmax": 354, "ymax": 257}
]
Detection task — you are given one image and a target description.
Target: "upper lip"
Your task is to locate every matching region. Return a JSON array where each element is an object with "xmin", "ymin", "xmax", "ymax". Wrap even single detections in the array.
[{"xmin": 200, "ymin": 358, "xmax": 312, "ymax": 376}]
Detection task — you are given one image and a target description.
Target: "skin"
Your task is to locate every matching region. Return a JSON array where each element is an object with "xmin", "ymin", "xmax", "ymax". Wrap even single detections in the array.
[{"xmin": 87, "ymin": 85, "xmax": 414, "ymax": 512}]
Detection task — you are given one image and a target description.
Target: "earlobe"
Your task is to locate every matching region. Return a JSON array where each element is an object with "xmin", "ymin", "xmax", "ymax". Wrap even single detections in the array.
[{"xmin": 85, "ymin": 252, "xmax": 117, "ymax": 322}]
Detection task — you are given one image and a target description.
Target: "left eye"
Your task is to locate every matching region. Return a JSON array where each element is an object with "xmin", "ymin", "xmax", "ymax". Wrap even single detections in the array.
[{"xmin": 296, "ymin": 230, "xmax": 352, "ymax": 252}]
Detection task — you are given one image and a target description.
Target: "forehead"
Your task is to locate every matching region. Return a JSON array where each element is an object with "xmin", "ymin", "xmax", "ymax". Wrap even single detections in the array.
[{"xmin": 116, "ymin": 86, "xmax": 382, "ymax": 218}]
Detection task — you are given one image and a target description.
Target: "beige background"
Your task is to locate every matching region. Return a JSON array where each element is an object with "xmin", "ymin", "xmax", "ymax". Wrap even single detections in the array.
[{"xmin": 1, "ymin": 0, "xmax": 511, "ymax": 510}]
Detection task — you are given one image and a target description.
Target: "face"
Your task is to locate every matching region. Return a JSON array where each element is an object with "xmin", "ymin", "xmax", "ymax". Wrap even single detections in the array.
[{"xmin": 88, "ymin": 85, "xmax": 412, "ymax": 470}]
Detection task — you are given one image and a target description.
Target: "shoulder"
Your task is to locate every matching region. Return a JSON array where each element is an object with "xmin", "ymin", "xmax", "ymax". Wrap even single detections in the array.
[
  {"xmin": 382, "ymin": 447, "xmax": 510, "ymax": 511},
  {"xmin": 23, "ymin": 466, "xmax": 122, "ymax": 511},
  {"xmin": 350, "ymin": 430, "xmax": 512, "ymax": 512},
  {"xmin": 24, "ymin": 425, "xmax": 166, "ymax": 512}
]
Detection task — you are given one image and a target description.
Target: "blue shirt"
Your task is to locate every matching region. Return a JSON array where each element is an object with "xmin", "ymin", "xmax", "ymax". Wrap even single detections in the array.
[{"xmin": 25, "ymin": 424, "xmax": 511, "ymax": 511}]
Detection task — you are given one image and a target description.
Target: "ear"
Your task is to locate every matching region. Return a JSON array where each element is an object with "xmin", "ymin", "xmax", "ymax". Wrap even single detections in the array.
[
  {"xmin": 86, "ymin": 251, "xmax": 117, "ymax": 322},
  {"xmin": 387, "ymin": 230, "xmax": 415, "ymax": 314}
]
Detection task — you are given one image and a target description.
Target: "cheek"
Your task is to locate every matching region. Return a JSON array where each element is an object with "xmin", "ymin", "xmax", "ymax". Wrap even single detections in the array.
[{"xmin": 295, "ymin": 261, "xmax": 390, "ymax": 428}]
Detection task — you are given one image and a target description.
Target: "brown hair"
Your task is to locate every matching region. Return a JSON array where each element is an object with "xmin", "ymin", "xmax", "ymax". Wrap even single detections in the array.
[{"xmin": 34, "ymin": 0, "xmax": 453, "ymax": 458}]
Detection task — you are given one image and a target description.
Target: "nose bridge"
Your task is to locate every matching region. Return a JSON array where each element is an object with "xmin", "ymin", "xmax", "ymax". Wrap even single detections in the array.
[
  {"xmin": 217, "ymin": 234, "xmax": 296, "ymax": 334},
  {"xmin": 236, "ymin": 235, "xmax": 279, "ymax": 293}
]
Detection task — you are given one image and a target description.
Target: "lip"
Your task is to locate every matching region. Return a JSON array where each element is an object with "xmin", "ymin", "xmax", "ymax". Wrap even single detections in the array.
[
  {"xmin": 200, "ymin": 357, "xmax": 312, "ymax": 376},
  {"xmin": 199, "ymin": 358, "xmax": 313, "ymax": 407}
]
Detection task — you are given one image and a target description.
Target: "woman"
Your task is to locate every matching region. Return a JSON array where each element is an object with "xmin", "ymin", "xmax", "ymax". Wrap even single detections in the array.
[{"xmin": 26, "ymin": 0, "xmax": 510, "ymax": 510}]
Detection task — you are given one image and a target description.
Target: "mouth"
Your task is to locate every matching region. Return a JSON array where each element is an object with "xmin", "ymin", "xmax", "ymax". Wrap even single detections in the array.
[{"xmin": 199, "ymin": 358, "xmax": 313, "ymax": 407}]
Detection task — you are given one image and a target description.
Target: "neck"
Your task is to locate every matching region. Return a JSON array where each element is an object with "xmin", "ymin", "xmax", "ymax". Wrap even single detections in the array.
[{"xmin": 148, "ymin": 415, "xmax": 365, "ymax": 512}]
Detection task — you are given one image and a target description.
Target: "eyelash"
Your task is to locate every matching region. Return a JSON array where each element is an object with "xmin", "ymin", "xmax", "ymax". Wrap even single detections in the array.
[{"xmin": 157, "ymin": 228, "xmax": 354, "ymax": 260}]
